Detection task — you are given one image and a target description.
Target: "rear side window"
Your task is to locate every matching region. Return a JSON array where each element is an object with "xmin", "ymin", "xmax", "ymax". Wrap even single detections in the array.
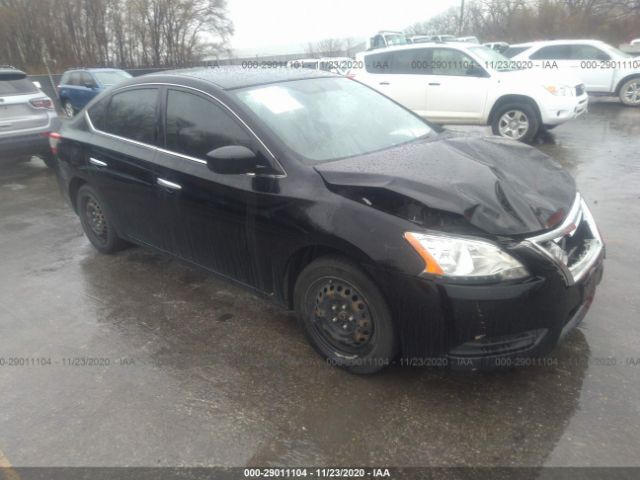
[
  {"xmin": 103, "ymin": 88, "xmax": 158, "ymax": 144},
  {"xmin": 365, "ymin": 52, "xmax": 392, "ymax": 73},
  {"xmin": 81, "ymin": 72, "xmax": 96, "ymax": 87},
  {"xmin": 503, "ymin": 46, "xmax": 529, "ymax": 58},
  {"xmin": 0, "ymin": 78, "xmax": 37, "ymax": 95},
  {"xmin": 68, "ymin": 72, "xmax": 82, "ymax": 86},
  {"xmin": 530, "ymin": 45, "xmax": 571, "ymax": 60},
  {"xmin": 164, "ymin": 89, "xmax": 252, "ymax": 160},
  {"xmin": 87, "ymin": 98, "xmax": 108, "ymax": 130},
  {"xmin": 389, "ymin": 49, "xmax": 433, "ymax": 75},
  {"xmin": 570, "ymin": 45, "xmax": 610, "ymax": 60}
]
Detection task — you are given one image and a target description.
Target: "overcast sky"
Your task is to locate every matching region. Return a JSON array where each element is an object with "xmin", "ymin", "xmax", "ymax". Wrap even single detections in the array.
[{"xmin": 226, "ymin": 0, "xmax": 460, "ymax": 52}]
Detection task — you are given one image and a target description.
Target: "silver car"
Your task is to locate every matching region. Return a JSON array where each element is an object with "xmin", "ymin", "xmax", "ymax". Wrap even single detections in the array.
[{"xmin": 0, "ymin": 66, "xmax": 58, "ymax": 167}]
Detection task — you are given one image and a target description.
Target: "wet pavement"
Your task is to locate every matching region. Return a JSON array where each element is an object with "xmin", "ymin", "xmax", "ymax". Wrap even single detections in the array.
[{"xmin": 0, "ymin": 98, "xmax": 639, "ymax": 468}]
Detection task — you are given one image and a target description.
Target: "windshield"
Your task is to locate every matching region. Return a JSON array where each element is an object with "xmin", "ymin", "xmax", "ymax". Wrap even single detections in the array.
[
  {"xmin": 233, "ymin": 77, "xmax": 433, "ymax": 164},
  {"xmin": 469, "ymin": 46, "xmax": 518, "ymax": 71},
  {"xmin": 93, "ymin": 70, "xmax": 132, "ymax": 86},
  {"xmin": 386, "ymin": 34, "xmax": 408, "ymax": 46}
]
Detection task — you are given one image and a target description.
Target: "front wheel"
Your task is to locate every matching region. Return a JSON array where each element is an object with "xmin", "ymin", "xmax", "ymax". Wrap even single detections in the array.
[
  {"xmin": 491, "ymin": 102, "xmax": 539, "ymax": 143},
  {"xmin": 77, "ymin": 185, "xmax": 128, "ymax": 254},
  {"xmin": 619, "ymin": 78, "xmax": 640, "ymax": 106},
  {"xmin": 293, "ymin": 256, "xmax": 398, "ymax": 374}
]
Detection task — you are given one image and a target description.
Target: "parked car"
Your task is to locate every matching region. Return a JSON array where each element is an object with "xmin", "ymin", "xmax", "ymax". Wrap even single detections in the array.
[
  {"xmin": 52, "ymin": 67, "xmax": 604, "ymax": 373},
  {"xmin": 484, "ymin": 42, "xmax": 510, "ymax": 53},
  {"xmin": 368, "ymin": 31, "xmax": 409, "ymax": 50},
  {"xmin": 350, "ymin": 42, "xmax": 588, "ymax": 142},
  {"xmin": 456, "ymin": 36, "xmax": 480, "ymax": 44},
  {"xmin": 631, "ymin": 38, "xmax": 640, "ymax": 46},
  {"xmin": 57, "ymin": 68, "xmax": 132, "ymax": 117},
  {"xmin": 0, "ymin": 66, "xmax": 58, "ymax": 167},
  {"xmin": 410, "ymin": 34, "xmax": 456, "ymax": 44},
  {"xmin": 508, "ymin": 40, "xmax": 640, "ymax": 106}
]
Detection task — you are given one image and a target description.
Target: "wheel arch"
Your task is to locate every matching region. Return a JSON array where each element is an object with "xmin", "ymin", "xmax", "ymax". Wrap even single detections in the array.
[
  {"xmin": 615, "ymin": 73, "xmax": 640, "ymax": 95},
  {"xmin": 488, "ymin": 94, "xmax": 542, "ymax": 125},
  {"xmin": 68, "ymin": 177, "xmax": 88, "ymax": 214},
  {"xmin": 282, "ymin": 242, "xmax": 375, "ymax": 310}
]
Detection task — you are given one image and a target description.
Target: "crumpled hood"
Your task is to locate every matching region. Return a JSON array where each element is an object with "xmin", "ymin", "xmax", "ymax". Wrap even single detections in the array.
[{"xmin": 314, "ymin": 133, "xmax": 576, "ymax": 236}]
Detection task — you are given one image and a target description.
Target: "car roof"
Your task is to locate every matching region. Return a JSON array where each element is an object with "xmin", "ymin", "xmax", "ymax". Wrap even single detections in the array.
[
  {"xmin": 510, "ymin": 39, "xmax": 608, "ymax": 48},
  {"xmin": 362, "ymin": 41, "xmax": 479, "ymax": 54},
  {"xmin": 146, "ymin": 66, "xmax": 335, "ymax": 90}
]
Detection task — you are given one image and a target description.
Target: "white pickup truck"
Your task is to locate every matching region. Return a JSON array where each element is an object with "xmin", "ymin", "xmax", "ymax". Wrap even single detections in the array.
[
  {"xmin": 507, "ymin": 40, "xmax": 640, "ymax": 106},
  {"xmin": 350, "ymin": 42, "xmax": 588, "ymax": 143}
]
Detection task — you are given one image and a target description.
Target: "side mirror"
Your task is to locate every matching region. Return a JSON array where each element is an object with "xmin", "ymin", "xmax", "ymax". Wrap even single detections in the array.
[
  {"xmin": 32, "ymin": 81, "xmax": 42, "ymax": 89},
  {"xmin": 206, "ymin": 145, "xmax": 257, "ymax": 174},
  {"xmin": 85, "ymin": 83, "xmax": 97, "ymax": 89}
]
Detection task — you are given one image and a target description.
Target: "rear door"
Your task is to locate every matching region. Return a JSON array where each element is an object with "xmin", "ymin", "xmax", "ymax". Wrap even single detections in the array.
[
  {"xmin": 85, "ymin": 87, "xmax": 164, "ymax": 247},
  {"xmin": 78, "ymin": 72, "xmax": 99, "ymax": 108},
  {"xmin": 568, "ymin": 44, "xmax": 614, "ymax": 92},
  {"xmin": 423, "ymin": 48, "xmax": 490, "ymax": 123},
  {"xmin": 361, "ymin": 49, "xmax": 430, "ymax": 116}
]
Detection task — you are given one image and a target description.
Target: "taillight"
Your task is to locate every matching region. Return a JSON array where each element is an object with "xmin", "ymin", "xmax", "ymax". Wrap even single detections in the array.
[
  {"xmin": 42, "ymin": 132, "xmax": 62, "ymax": 155},
  {"xmin": 30, "ymin": 98, "xmax": 54, "ymax": 110}
]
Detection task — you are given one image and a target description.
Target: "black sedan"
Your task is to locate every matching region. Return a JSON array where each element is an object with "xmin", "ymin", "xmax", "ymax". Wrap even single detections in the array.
[{"xmin": 51, "ymin": 67, "xmax": 604, "ymax": 373}]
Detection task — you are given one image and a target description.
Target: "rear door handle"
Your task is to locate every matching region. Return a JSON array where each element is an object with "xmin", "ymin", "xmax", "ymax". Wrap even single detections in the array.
[
  {"xmin": 157, "ymin": 178, "xmax": 182, "ymax": 191},
  {"xmin": 89, "ymin": 157, "xmax": 107, "ymax": 167},
  {"xmin": 379, "ymin": 82, "xmax": 390, "ymax": 85},
  {"xmin": 428, "ymin": 82, "xmax": 441, "ymax": 86}
]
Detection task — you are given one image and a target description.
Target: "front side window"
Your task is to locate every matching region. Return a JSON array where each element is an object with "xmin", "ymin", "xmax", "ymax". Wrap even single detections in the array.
[
  {"xmin": 81, "ymin": 72, "xmax": 96, "ymax": 87},
  {"xmin": 233, "ymin": 77, "xmax": 433, "ymax": 164},
  {"xmin": 103, "ymin": 88, "xmax": 158, "ymax": 144},
  {"xmin": 365, "ymin": 52, "xmax": 392, "ymax": 73},
  {"xmin": 69, "ymin": 72, "xmax": 82, "ymax": 86},
  {"xmin": 165, "ymin": 89, "xmax": 252, "ymax": 160}
]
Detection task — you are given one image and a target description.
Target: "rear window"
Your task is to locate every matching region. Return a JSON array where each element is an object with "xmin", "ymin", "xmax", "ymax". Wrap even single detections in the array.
[
  {"xmin": 92, "ymin": 70, "xmax": 131, "ymax": 86},
  {"xmin": 503, "ymin": 46, "xmax": 529, "ymax": 58},
  {"xmin": 0, "ymin": 77, "xmax": 38, "ymax": 95}
]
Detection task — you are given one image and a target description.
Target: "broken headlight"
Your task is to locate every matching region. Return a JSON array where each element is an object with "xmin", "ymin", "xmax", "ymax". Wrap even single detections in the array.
[{"xmin": 404, "ymin": 232, "xmax": 529, "ymax": 282}]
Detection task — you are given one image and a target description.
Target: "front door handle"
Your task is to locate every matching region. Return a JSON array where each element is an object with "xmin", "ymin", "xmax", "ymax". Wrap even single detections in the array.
[
  {"xmin": 379, "ymin": 82, "xmax": 390, "ymax": 85},
  {"xmin": 157, "ymin": 178, "xmax": 182, "ymax": 191},
  {"xmin": 429, "ymin": 82, "xmax": 441, "ymax": 86},
  {"xmin": 89, "ymin": 157, "xmax": 107, "ymax": 167}
]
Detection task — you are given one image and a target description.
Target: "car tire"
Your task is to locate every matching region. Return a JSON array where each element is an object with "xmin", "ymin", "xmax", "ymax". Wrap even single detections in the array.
[
  {"xmin": 77, "ymin": 185, "xmax": 128, "ymax": 254},
  {"xmin": 619, "ymin": 78, "xmax": 640, "ymax": 107},
  {"xmin": 293, "ymin": 255, "xmax": 399, "ymax": 374},
  {"xmin": 63, "ymin": 100, "xmax": 75, "ymax": 118},
  {"xmin": 491, "ymin": 102, "xmax": 539, "ymax": 144}
]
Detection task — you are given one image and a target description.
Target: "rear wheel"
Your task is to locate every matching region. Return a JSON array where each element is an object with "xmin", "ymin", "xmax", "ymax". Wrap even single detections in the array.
[
  {"xmin": 77, "ymin": 185, "xmax": 128, "ymax": 254},
  {"xmin": 619, "ymin": 78, "xmax": 640, "ymax": 106},
  {"xmin": 63, "ymin": 100, "xmax": 75, "ymax": 118},
  {"xmin": 293, "ymin": 256, "xmax": 398, "ymax": 374},
  {"xmin": 491, "ymin": 102, "xmax": 539, "ymax": 143}
]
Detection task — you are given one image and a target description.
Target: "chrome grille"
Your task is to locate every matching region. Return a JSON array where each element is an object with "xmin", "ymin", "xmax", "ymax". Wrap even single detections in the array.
[{"xmin": 525, "ymin": 194, "xmax": 603, "ymax": 285}]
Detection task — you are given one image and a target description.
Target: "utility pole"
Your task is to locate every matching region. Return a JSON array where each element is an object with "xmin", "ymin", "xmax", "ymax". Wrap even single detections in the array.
[{"xmin": 459, "ymin": 0, "xmax": 465, "ymax": 36}]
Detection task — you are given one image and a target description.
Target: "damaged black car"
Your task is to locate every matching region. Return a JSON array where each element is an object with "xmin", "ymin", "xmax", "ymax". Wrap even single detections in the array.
[{"xmin": 52, "ymin": 67, "xmax": 605, "ymax": 373}]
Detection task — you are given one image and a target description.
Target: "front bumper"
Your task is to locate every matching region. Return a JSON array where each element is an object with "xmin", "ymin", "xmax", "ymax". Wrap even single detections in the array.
[{"xmin": 540, "ymin": 92, "xmax": 589, "ymax": 126}]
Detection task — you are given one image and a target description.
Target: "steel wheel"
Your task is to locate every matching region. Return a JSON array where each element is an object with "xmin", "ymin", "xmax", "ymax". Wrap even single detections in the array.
[
  {"xmin": 621, "ymin": 80, "xmax": 640, "ymax": 106},
  {"xmin": 85, "ymin": 197, "xmax": 108, "ymax": 242},
  {"xmin": 498, "ymin": 110, "xmax": 530, "ymax": 140},
  {"xmin": 64, "ymin": 101, "xmax": 74, "ymax": 117},
  {"xmin": 308, "ymin": 277, "xmax": 374, "ymax": 358}
]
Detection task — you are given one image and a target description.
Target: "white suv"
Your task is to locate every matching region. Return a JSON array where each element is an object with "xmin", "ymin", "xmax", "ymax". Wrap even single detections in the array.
[
  {"xmin": 350, "ymin": 42, "xmax": 588, "ymax": 143},
  {"xmin": 507, "ymin": 40, "xmax": 640, "ymax": 106}
]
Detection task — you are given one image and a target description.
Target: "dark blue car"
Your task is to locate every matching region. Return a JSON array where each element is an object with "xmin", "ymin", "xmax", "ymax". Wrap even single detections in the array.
[{"xmin": 57, "ymin": 68, "xmax": 131, "ymax": 117}]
